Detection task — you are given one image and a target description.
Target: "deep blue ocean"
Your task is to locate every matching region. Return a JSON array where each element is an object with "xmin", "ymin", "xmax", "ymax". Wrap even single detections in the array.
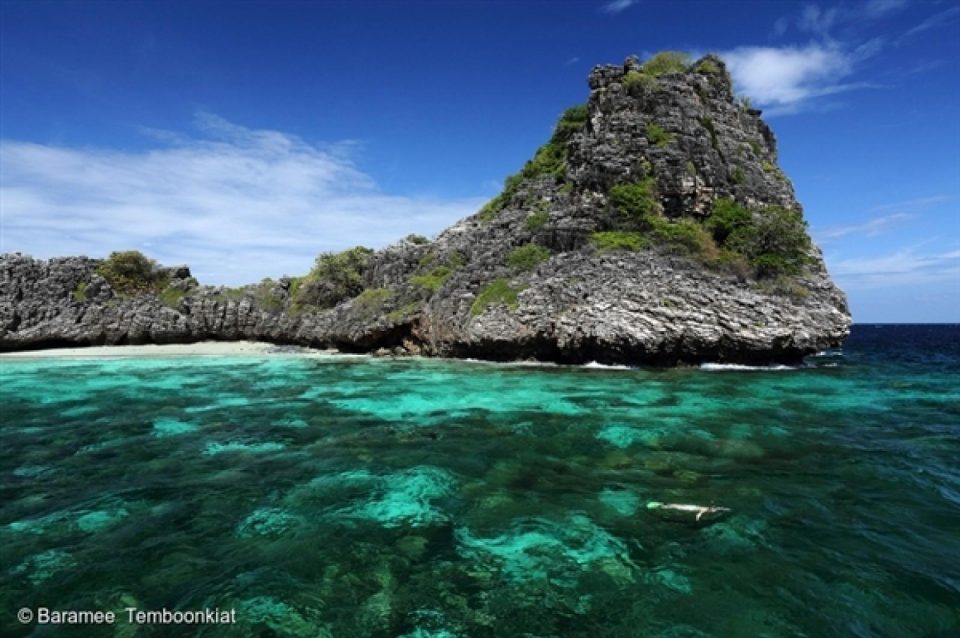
[{"xmin": 1, "ymin": 325, "xmax": 958, "ymax": 637}]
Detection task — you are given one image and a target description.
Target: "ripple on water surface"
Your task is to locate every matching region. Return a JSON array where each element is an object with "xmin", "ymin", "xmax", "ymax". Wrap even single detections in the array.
[{"xmin": 1, "ymin": 328, "xmax": 959, "ymax": 636}]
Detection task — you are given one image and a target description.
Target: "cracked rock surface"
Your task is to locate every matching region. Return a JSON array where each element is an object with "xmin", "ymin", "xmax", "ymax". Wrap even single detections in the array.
[{"xmin": 1, "ymin": 55, "xmax": 850, "ymax": 365}]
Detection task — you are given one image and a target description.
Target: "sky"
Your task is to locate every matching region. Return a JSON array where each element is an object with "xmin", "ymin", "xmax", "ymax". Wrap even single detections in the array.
[{"xmin": 1, "ymin": 0, "xmax": 958, "ymax": 322}]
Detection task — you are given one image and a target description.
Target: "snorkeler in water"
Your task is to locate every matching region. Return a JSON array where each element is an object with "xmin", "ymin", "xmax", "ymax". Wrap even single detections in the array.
[{"xmin": 646, "ymin": 501, "xmax": 731, "ymax": 521}]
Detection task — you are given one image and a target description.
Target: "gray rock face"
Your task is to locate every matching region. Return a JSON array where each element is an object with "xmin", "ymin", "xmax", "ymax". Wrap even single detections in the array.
[{"xmin": 0, "ymin": 55, "xmax": 851, "ymax": 364}]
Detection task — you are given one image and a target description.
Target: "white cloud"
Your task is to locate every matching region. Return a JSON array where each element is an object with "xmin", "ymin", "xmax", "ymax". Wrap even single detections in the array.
[
  {"xmin": 816, "ymin": 213, "xmax": 913, "ymax": 240},
  {"xmin": 601, "ymin": 0, "xmax": 636, "ymax": 15},
  {"xmin": 721, "ymin": 44, "xmax": 860, "ymax": 110},
  {"xmin": 0, "ymin": 115, "xmax": 486, "ymax": 286}
]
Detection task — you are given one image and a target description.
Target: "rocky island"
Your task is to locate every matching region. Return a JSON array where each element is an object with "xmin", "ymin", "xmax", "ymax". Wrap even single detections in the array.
[{"xmin": 0, "ymin": 53, "xmax": 851, "ymax": 364}]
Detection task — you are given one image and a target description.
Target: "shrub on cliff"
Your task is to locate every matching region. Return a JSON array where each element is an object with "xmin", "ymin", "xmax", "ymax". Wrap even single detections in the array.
[
  {"xmin": 727, "ymin": 206, "xmax": 812, "ymax": 276},
  {"xmin": 471, "ymin": 279, "xmax": 524, "ymax": 316},
  {"xmin": 525, "ymin": 210, "xmax": 550, "ymax": 232},
  {"xmin": 609, "ymin": 177, "xmax": 660, "ymax": 228},
  {"xmin": 95, "ymin": 250, "xmax": 165, "ymax": 295},
  {"xmin": 294, "ymin": 246, "xmax": 373, "ymax": 309},
  {"xmin": 705, "ymin": 198, "xmax": 751, "ymax": 244},
  {"xmin": 645, "ymin": 122, "xmax": 671, "ymax": 147},
  {"xmin": 650, "ymin": 218, "xmax": 717, "ymax": 258},
  {"xmin": 642, "ymin": 51, "xmax": 691, "ymax": 77},
  {"xmin": 591, "ymin": 231, "xmax": 648, "ymax": 252},
  {"xmin": 623, "ymin": 70, "xmax": 658, "ymax": 95},
  {"xmin": 508, "ymin": 244, "xmax": 551, "ymax": 271},
  {"xmin": 552, "ymin": 104, "xmax": 589, "ymax": 142},
  {"xmin": 410, "ymin": 266, "xmax": 453, "ymax": 292},
  {"xmin": 707, "ymin": 199, "xmax": 811, "ymax": 277},
  {"xmin": 478, "ymin": 103, "xmax": 588, "ymax": 222}
]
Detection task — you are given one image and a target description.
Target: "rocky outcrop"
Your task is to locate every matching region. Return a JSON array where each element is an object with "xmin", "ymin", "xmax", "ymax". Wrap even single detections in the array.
[{"xmin": 0, "ymin": 54, "xmax": 851, "ymax": 365}]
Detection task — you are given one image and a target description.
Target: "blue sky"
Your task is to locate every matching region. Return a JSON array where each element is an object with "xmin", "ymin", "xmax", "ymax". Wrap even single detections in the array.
[{"xmin": 1, "ymin": 0, "xmax": 957, "ymax": 322}]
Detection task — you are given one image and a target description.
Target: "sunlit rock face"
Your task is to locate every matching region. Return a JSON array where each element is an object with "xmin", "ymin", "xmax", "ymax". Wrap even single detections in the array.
[{"xmin": 0, "ymin": 54, "xmax": 850, "ymax": 364}]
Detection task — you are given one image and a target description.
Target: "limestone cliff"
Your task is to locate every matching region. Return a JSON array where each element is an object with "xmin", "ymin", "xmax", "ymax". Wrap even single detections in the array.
[{"xmin": 0, "ymin": 54, "xmax": 851, "ymax": 364}]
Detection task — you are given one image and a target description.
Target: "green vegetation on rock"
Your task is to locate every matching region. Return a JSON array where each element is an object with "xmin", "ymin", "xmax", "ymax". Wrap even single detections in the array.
[
  {"xmin": 623, "ymin": 52, "xmax": 691, "ymax": 96},
  {"xmin": 650, "ymin": 218, "xmax": 716, "ymax": 257},
  {"xmin": 706, "ymin": 198, "xmax": 811, "ymax": 277},
  {"xmin": 761, "ymin": 275, "xmax": 811, "ymax": 300},
  {"xmin": 692, "ymin": 55, "xmax": 733, "ymax": 94},
  {"xmin": 591, "ymin": 231, "xmax": 649, "ymax": 252},
  {"xmin": 95, "ymin": 251, "xmax": 166, "ymax": 296},
  {"xmin": 477, "ymin": 104, "xmax": 588, "ymax": 223},
  {"xmin": 354, "ymin": 288, "xmax": 392, "ymax": 306},
  {"xmin": 701, "ymin": 117, "xmax": 719, "ymax": 151},
  {"xmin": 292, "ymin": 246, "xmax": 373, "ymax": 310},
  {"xmin": 72, "ymin": 282, "xmax": 88, "ymax": 302},
  {"xmin": 645, "ymin": 122, "xmax": 671, "ymax": 147},
  {"xmin": 508, "ymin": 244, "xmax": 551, "ymax": 271},
  {"xmin": 287, "ymin": 276, "xmax": 303, "ymax": 300},
  {"xmin": 471, "ymin": 279, "xmax": 524, "ymax": 316},
  {"xmin": 602, "ymin": 180, "xmax": 811, "ymax": 278},
  {"xmin": 158, "ymin": 286, "xmax": 187, "ymax": 308},
  {"xmin": 693, "ymin": 57, "xmax": 722, "ymax": 76},
  {"xmin": 525, "ymin": 210, "xmax": 550, "ymax": 232},
  {"xmin": 410, "ymin": 266, "xmax": 452, "ymax": 292},
  {"xmin": 386, "ymin": 301, "xmax": 421, "ymax": 322},
  {"xmin": 211, "ymin": 287, "xmax": 246, "ymax": 301},
  {"xmin": 553, "ymin": 104, "xmax": 589, "ymax": 139},
  {"xmin": 310, "ymin": 247, "xmax": 371, "ymax": 291},
  {"xmin": 642, "ymin": 51, "xmax": 691, "ymax": 77},
  {"xmin": 706, "ymin": 198, "xmax": 751, "ymax": 243},
  {"xmin": 609, "ymin": 177, "xmax": 660, "ymax": 228},
  {"xmin": 253, "ymin": 279, "xmax": 284, "ymax": 312},
  {"xmin": 623, "ymin": 70, "xmax": 658, "ymax": 94}
]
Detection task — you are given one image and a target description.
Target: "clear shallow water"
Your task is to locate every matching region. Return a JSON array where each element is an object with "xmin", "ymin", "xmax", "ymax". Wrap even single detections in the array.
[{"xmin": 1, "ymin": 325, "xmax": 958, "ymax": 637}]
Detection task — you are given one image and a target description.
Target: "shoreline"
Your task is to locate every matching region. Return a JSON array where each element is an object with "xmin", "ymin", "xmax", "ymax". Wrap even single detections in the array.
[
  {"xmin": 0, "ymin": 341, "xmax": 819, "ymax": 372},
  {"xmin": 0, "ymin": 341, "xmax": 335, "ymax": 359}
]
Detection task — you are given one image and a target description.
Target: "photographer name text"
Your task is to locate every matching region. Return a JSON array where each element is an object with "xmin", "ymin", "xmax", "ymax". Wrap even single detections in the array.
[{"xmin": 18, "ymin": 606, "xmax": 236, "ymax": 625}]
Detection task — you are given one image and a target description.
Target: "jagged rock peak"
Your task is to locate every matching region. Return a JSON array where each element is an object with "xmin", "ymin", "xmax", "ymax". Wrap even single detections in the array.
[{"xmin": 0, "ymin": 52, "xmax": 852, "ymax": 364}]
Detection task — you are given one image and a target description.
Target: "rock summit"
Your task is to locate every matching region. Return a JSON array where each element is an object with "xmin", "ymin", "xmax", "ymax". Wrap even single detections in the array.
[{"xmin": 1, "ymin": 53, "xmax": 851, "ymax": 364}]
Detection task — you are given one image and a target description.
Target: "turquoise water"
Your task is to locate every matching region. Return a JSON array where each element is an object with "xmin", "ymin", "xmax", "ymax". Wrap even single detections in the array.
[{"xmin": 2, "ymin": 326, "xmax": 958, "ymax": 637}]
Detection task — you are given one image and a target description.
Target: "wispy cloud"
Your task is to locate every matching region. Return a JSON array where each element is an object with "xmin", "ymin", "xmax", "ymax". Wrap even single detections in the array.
[
  {"xmin": 816, "ymin": 213, "xmax": 914, "ymax": 240},
  {"xmin": 871, "ymin": 195, "xmax": 950, "ymax": 213},
  {"xmin": 772, "ymin": 16, "xmax": 790, "ymax": 37},
  {"xmin": 752, "ymin": 0, "xmax": 935, "ymax": 113},
  {"xmin": 783, "ymin": 0, "xmax": 909, "ymax": 37},
  {"xmin": 899, "ymin": 6, "xmax": 960, "ymax": 42},
  {"xmin": 863, "ymin": 0, "xmax": 908, "ymax": 19},
  {"xmin": 798, "ymin": 5, "xmax": 839, "ymax": 37},
  {"xmin": 832, "ymin": 248, "xmax": 960, "ymax": 288},
  {"xmin": 601, "ymin": 0, "xmax": 636, "ymax": 15},
  {"xmin": 0, "ymin": 114, "xmax": 485, "ymax": 286}
]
